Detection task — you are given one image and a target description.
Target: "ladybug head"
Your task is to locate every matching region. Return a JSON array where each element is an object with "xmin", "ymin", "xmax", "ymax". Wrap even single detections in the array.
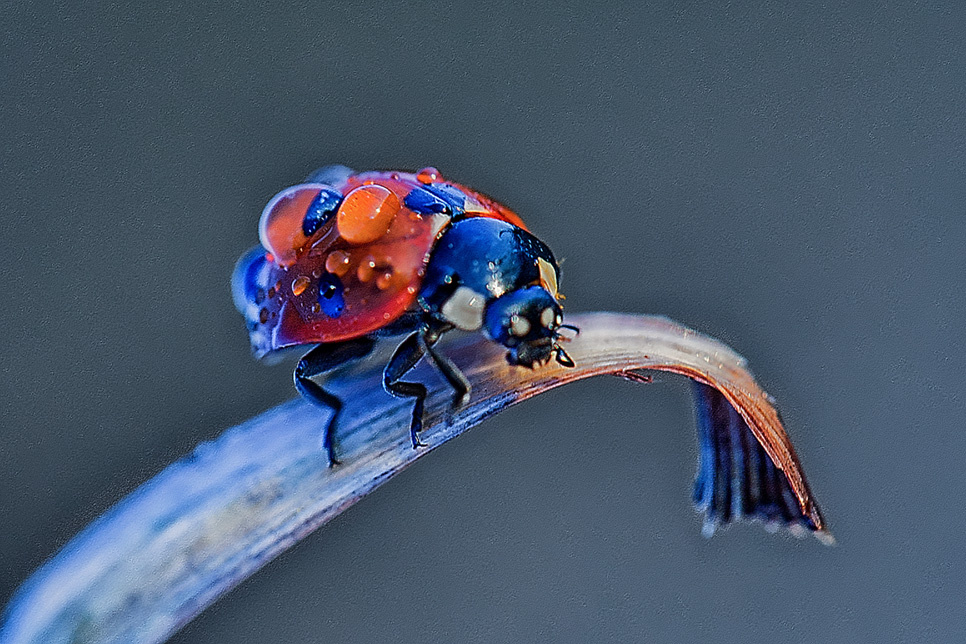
[{"xmin": 483, "ymin": 286, "xmax": 575, "ymax": 369}]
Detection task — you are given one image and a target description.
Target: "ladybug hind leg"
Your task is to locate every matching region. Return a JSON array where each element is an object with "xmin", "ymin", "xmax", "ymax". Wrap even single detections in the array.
[
  {"xmin": 384, "ymin": 323, "xmax": 470, "ymax": 450},
  {"xmin": 295, "ymin": 337, "xmax": 376, "ymax": 466}
]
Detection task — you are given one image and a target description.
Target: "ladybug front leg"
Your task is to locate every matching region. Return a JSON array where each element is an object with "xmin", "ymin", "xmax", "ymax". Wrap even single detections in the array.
[
  {"xmin": 294, "ymin": 338, "xmax": 376, "ymax": 466},
  {"xmin": 419, "ymin": 325, "xmax": 471, "ymax": 409}
]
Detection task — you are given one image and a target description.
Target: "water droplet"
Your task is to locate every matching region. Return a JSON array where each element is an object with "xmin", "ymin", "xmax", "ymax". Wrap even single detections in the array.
[
  {"xmin": 266, "ymin": 286, "xmax": 276, "ymax": 299},
  {"xmin": 259, "ymin": 308, "xmax": 269, "ymax": 324},
  {"xmin": 358, "ymin": 254, "xmax": 394, "ymax": 283},
  {"xmin": 255, "ymin": 288, "xmax": 266, "ymax": 304},
  {"xmin": 336, "ymin": 185, "xmax": 400, "ymax": 245},
  {"xmin": 317, "ymin": 272, "xmax": 345, "ymax": 318},
  {"xmin": 325, "ymin": 250, "xmax": 351, "ymax": 276},
  {"xmin": 311, "ymin": 302, "xmax": 322, "ymax": 314},
  {"xmin": 416, "ymin": 166, "xmax": 442, "ymax": 184},
  {"xmin": 406, "ymin": 285, "xmax": 417, "ymax": 295},
  {"xmin": 258, "ymin": 186, "xmax": 322, "ymax": 267},
  {"xmin": 357, "ymin": 256, "xmax": 378, "ymax": 282},
  {"xmin": 376, "ymin": 270, "xmax": 394, "ymax": 290},
  {"xmin": 291, "ymin": 276, "xmax": 310, "ymax": 296}
]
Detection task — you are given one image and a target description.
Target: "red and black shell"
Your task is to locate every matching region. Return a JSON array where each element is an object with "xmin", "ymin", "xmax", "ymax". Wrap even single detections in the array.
[{"xmin": 232, "ymin": 166, "xmax": 540, "ymax": 360}]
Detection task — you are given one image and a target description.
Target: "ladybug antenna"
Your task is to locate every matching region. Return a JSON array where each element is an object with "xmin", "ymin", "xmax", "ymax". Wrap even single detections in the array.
[{"xmin": 559, "ymin": 323, "xmax": 580, "ymax": 335}]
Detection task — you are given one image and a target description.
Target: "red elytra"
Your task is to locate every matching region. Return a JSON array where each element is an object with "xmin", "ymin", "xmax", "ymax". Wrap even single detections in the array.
[{"xmin": 243, "ymin": 169, "xmax": 530, "ymax": 358}]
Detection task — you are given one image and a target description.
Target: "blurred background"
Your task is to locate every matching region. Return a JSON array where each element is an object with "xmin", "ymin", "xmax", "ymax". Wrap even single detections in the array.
[{"xmin": 2, "ymin": 2, "xmax": 964, "ymax": 642}]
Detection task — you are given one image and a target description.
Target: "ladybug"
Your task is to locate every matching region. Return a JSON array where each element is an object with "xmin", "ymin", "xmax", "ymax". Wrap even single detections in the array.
[{"xmin": 233, "ymin": 165, "xmax": 576, "ymax": 464}]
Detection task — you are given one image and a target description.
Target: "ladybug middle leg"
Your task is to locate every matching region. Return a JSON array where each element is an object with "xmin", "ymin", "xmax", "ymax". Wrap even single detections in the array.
[
  {"xmin": 384, "ymin": 322, "xmax": 471, "ymax": 449},
  {"xmin": 295, "ymin": 337, "xmax": 376, "ymax": 466}
]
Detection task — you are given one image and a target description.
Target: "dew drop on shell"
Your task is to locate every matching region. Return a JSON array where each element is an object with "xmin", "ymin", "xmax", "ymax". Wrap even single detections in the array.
[
  {"xmin": 416, "ymin": 166, "xmax": 442, "ymax": 184},
  {"xmin": 291, "ymin": 275, "xmax": 310, "ymax": 296},
  {"xmin": 325, "ymin": 250, "xmax": 351, "ymax": 276}
]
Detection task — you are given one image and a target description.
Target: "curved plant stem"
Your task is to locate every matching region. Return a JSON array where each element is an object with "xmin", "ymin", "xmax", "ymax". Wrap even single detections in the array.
[{"xmin": 0, "ymin": 313, "xmax": 830, "ymax": 644}]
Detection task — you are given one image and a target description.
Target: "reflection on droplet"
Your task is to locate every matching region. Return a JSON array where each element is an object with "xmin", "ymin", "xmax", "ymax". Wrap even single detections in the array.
[
  {"xmin": 292, "ymin": 276, "xmax": 310, "ymax": 296},
  {"xmin": 416, "ymin": 166, "xmax": 441, "ymax": 184},
  {"xmin": 325, "ymin": 250, "xmax": 351, "ymax": 276}
]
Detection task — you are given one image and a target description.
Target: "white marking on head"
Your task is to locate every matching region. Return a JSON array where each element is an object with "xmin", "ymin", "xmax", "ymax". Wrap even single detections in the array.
[
  {"xmin": 540, "ymin": 307, "xmax": 554, "ymax": 328},
  {"xmin": 537, "ymin": 257, "xmax": 558, "ymax": 296},
  {"xmin": 428, "ymin": 213, "xmax": 450, "ymax": 239},
  {"xmin": 441, "ymin": 286, "xmax": 485, "ymax": 331},
  {"xmin": 509, "ymin": 314, "xmax": 531, "ymax": 337}
]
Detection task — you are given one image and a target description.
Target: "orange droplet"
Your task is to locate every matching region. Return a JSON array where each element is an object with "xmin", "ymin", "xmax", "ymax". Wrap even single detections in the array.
[
  {"xmin": 336, "ymin": 185, "xmax": 400, "ymax": 245},
  {"xmin": 325, "ymin": 250, "xmax": 351, "ymax": 276},
  {"xmin": 258, "ymin": 185, "xmax": 325, "ymax": 267},
  {"xmin": 259, "ymin": 308, "xmax": 269, "ymax": 324},
  {"xmin": 416, "ymin": 167, "xmax": 441, "ymax": 184},
  {"xmin": 357, "ymin": 255, "xmax": 378, "ymax": 283},
  {"xmin": 376, "ymin": 270, "xmax": 394, "ymax": 290},
  {"xmin": 291, "ymin": 275, "xmax": 310, "ymax": 296}
]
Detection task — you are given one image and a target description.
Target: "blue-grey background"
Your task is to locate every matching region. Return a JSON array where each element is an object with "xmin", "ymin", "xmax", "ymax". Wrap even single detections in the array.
[{"xmin": 2, "ymin": 2, "xmax": 964, "ymax": 642}]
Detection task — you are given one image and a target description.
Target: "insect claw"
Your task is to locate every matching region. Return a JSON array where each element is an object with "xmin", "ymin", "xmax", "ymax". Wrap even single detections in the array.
[{"xmin": 452, "ymin": 391, "xmax": 471, "ymax": 410}]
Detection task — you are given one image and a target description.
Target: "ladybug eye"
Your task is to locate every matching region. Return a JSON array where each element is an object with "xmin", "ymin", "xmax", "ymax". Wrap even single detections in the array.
[
  {"xmin": 540, "ymin": 307, "xmax": 554, "ymax": 328},
  {"xmin": 509, "ymin": 313, "xmax": 531, "ymax": 337}
]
